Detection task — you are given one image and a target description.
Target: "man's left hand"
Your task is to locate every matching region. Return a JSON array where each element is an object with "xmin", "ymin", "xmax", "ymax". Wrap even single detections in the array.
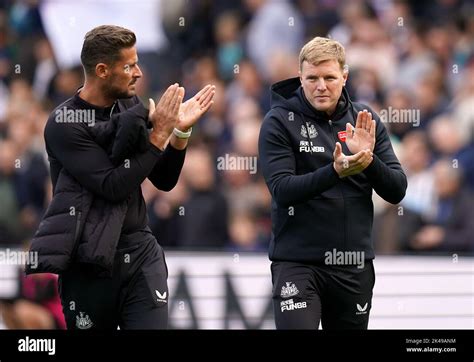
[
  {"xmin": 345, "ymin": 109, "xmax": 376, "ymax": 154},
  {"xmin": 176, "ymin": 84, "xmax": 216, "ymax": 131}
]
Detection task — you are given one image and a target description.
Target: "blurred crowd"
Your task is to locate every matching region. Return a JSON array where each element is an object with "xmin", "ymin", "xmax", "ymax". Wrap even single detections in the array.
[{"xmin": 0, "ymin": 0, "xmax": 473, "ymax": 257}]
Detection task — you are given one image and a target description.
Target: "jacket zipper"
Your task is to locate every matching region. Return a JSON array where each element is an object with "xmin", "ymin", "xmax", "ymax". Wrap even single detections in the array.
[
  {"xmin": 109, "ymin": 102, "xmax": 117, "ymax": 119},
  {"xmin": 71, "ymin": 211, "xmax": 82, "ymax": 260},
  {"xmin": 328, "ymin": 120, "xmax": 347, "ymax": 250}
]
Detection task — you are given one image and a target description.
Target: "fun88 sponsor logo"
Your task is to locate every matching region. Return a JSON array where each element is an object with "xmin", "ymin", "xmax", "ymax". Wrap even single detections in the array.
[{"xmin": 280, "ymin": 299, "xmax": 307, "ymax": 312}]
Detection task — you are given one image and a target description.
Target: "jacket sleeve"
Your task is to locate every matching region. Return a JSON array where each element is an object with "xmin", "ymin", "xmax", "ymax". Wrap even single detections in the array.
[
  {"xmin": 147, "ymin": 144, "xmax": 186, "ymax": 191},
  {"xmin": 362, "ymin": 108, "xmax": 407, "ymax": 204},
  {"xmin": 110, "ymin": 112, "xmax": 150, "ymax": 165},
  {"xmin": 45, "ymin": 104, "xmax": 162, "ymax": 203},
  {"xmin": 258, "ymin": 111, "xmax": 340, "ymax": 207}
]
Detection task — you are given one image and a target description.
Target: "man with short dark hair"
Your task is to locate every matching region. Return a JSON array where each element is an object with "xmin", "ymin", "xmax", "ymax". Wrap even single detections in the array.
[
  {"xmin": 32, "ymin": 25, "xmax": 215, "ymax": 329},
  {"xmin": 259, "ymin": 36, "xmax": 407, "ymax": 329}
]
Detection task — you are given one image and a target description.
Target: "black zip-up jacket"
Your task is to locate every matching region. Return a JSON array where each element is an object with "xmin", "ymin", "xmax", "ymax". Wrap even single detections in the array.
[
  {"xmin": 46, "ymin": 94, "xmax": 185, "ymax": 232},
  {"xmin": 258, "ymin": 77, "xmax": 407, "ymax": 262},
  {"xmin": 26, "ymin": 94, "xmax": 185, "ymax": 275}
]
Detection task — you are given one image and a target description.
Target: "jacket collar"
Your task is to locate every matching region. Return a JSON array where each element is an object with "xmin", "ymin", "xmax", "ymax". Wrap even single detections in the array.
[{"xmin": 73, "ymin": 87, "xmax": 118, "ymax": 120}]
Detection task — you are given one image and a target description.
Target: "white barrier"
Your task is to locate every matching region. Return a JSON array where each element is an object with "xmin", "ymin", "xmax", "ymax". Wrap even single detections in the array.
[
  {"xmin": 1, "ymin": 251, "xmax": 472, "ymax": 329},
  {"xmin": 165, "ymin": 252, "xmax": 474, "ymax": 329}
]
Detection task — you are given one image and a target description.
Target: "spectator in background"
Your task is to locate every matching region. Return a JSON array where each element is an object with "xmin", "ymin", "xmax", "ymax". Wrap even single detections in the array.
[
  {"xmin": 372, "ymin": 131, "xmax": 434, "ymax": 254},
  {"xmin": 345, "ymin": 13, "xmax": 398, "ymax": 89},
  {"xmin": 395, "ymin": 25, "xmax": 438, "ymax": 90},
  {"xmin": 298, "ymin": 0, "xmax": 339, "ymax": 41},
  {"xmin": 47, "ymin": 66, "xmax": 83, "ymax": 105},
  {"xmin": 145, "ymin": 178, "xmax": 189, "ymax": 248},
  {"xmin": 179, "ymin": 147, "xmax": 229, "ymax": 248},
  {"xmin": 8, "ymin": 118, "xmax": 48, "ymax": 216},
  {"xmin": 453, "ymin": 55, "xmax": 474, "ymax": 144},
  {"xmin": 6, "ymin": 0, "xmax": 43, "ymax": 83},
  {"xmin": 266, "ymin": 50, "xmax": 299, "ymax": 86},
  {"xmin": 328, "ymin": 1, "xmax": 374, "ymax": 47},
  {"xmin": 226, "ymin": 59, "xmax": 269, "ymax": 114},
  {"xmin": 5, "ymin": 78, "xmax": 36, "ymax": 126},
  {"xmin": 0, "ymin": 139, "xmax": 23, "ymax": 244},
  {"xmin": 245, "ymin": 0, "xmax": 304, "ymax": 81},
  {"xmin": 229, "ymin": 211, "xmax": 266, "ymax": 252},
  {"xmin": 409, "ymin": 159, "xmax": 474, "ymax": 252},
  {"xmin": 400, "ymin": 130, "xmax": 436, "ymax": 219},
  {"xmin": 347, "ymin": 67, "xmax": 384, "ymax": 107},
  {"xmin": 32, "ymin": 37, "xmax": 57, "ymax": 100},
  {"xmin": 197, "ymin": 80, "xmax": 228, "ymax": 146},
  {"xmin": 424, "ymin": 24, "xmax": 454, "ymax": 72},
  {"xmin": 429, "ymin": 115, "xmax": 474, "ymax": 190},
  {"xmin": 382, "ymin": 86, "xmax": 418, "ymax": 139},
  {"xmin": 214, "ymin": 11, "xmax": 244, "ymax": 82},
  {"xmin": 414, "ymin": 73, "xmax": 450, "ymax": 128},
  {"xmin": 0, "ymin": 122, "xmax": 48, "ymax": 245}
]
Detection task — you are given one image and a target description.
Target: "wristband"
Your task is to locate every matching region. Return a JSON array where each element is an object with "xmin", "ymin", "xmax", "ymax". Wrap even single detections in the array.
[{"xmin": 173, "ymin": 127, "xmax": 192, "ymax": 139}]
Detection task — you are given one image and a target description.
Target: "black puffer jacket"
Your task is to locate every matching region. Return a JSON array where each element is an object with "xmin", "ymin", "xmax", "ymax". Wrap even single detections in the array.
[{"xmin": 26, "ymin": 96, "xmax": 169, "ymax": 276}]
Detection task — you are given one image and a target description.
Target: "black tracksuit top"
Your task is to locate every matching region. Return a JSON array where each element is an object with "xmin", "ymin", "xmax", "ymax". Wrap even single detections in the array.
[
  {"xmin": 44, "ymin": 93, "xmax": 186, "ymax": 235},
  {"xmin": 258, "ymin": 77, "xmax": 407, "ymax": 262}
]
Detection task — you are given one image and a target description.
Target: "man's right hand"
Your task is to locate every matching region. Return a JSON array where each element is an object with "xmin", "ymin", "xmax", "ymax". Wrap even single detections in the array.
[
  {"xmin": 333, "ymin": 142, "xmax": 373, "ymax": 178},
  {"xmin": 148, "ymin": 83, "xmax": 184, "ymax": 150}
]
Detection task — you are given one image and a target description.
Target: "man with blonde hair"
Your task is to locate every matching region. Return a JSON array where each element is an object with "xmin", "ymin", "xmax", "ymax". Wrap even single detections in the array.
[{"xmin": 259, "ymin": 37, "xmax": 407, "ymax": 329}]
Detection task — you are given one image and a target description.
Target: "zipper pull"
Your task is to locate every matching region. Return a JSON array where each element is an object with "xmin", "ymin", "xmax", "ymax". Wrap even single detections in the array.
[
  {"xmin": 328, "ymin": 119, "xmax": 338, "ymax": 143},
  {"xmin": 109, "ymin": 101, "xmax": 117, "ymax": 119}
]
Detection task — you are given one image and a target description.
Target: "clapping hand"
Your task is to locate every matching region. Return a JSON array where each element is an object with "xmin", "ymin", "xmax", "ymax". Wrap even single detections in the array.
[
  {"xmin": 176, "ymin": 84, "xmax": 216, "ymax": 131},
  {"xmin": 345, "ymin": 109, "xmax": 376, "ymax": 155}
]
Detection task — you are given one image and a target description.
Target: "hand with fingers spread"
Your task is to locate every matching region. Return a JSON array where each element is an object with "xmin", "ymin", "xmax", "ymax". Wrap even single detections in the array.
[
  {"xmin": 333, "ymin": 142, "xmax": 373, "ymax": 178},
  {"xmin": 176, "ymin": 84, "xmax": 216, "ymax": 131},
  {"xmin": 148, "ymin": 83, "xmax": 184, "ymax": 150},
  {"xmin": 345, "ymin": 109, "xmax": 376, "ymax": 155}
]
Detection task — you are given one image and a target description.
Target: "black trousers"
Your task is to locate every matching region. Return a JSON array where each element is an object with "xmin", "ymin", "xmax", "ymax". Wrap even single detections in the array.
[
  {"xmin": 271, "ymin": 259, "xmax": 375, "ymax": 329},
  {"xmin": 58, "ymin": 229, "xmax": 168, "ymax": 330}
]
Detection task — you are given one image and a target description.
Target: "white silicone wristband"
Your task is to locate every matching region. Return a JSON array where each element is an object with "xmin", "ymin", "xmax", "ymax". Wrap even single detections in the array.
[{"xmin": 173, "ymin": 127, "xmax": 192, "ymax": 139}]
